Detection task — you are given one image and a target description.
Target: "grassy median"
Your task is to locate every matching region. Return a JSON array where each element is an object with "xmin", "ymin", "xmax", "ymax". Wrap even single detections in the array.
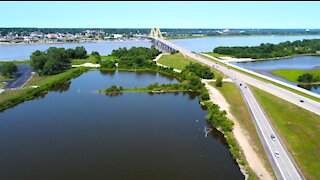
[
  {"xmin": 210, "ymin": 82, "xmax": 275, "ymax": 177},
  {"xmin": 251, "ymin": 86, "xmax": 320, "ymax": 179}
]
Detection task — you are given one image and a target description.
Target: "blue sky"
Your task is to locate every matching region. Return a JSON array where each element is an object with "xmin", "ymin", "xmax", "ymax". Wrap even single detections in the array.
[{"xmin": 1, "ymin": 1, "xmax": 319, "ymax": 28}]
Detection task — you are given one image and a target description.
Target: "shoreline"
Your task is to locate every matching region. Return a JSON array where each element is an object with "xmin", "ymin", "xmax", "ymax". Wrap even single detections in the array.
[
  {"xmin": 167, "ymin": 34, "xmax": 320, "ymax": 40},
  {"xmin": 0, "ymin": 39, "xmax": 151, "ymax": 46},
  {"xmin": 202, "ymin": 80, "xmax": 273, "ymax": 179}
]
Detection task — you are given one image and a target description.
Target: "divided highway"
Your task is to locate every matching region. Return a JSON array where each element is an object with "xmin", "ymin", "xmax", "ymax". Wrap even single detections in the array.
[{"xmin": 157, "ymin": 38, "xmax": 306, "ymax": 179}]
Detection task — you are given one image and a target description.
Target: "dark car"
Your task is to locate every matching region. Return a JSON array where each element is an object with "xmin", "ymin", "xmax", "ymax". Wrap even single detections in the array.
[
  {"xmin": 240, "ymin": 83, "xmax": 242, "ymax": 86},
  {"xmin": 300, "ymin": 100, "xmax": 304, "ymax": 103}
]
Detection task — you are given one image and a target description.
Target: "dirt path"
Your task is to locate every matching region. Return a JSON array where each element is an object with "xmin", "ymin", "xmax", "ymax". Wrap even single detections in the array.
[{"xmin": 203, "ymin": 80, "xmax": 273, "ymax": 180}]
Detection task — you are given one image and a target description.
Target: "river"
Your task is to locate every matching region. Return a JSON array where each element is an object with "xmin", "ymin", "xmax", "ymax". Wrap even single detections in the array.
[
  {"xmin": 0, "ymin": 70, "xmax": 243, "ymax": 180},
  {"xmin": 1, "ymin": 35, "xmax": 320, "ymax": 61}
]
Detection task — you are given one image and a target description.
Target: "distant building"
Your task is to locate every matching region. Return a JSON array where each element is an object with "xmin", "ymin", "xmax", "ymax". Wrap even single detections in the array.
[
  {"xmin": 47, "ymin": 34, "xmax": 58, "ymax": 39},
  {"xmin": 113, "ymin": 34, "xmax": 123, "ymax": 38},
  {"xmin": 30, "ymin": 31, "xmax": 44, "ymax": 38}
]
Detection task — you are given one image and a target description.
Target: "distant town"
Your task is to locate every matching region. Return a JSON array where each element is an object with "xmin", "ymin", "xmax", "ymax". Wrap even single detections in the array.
[{"xmin": 0, "ymin": 28, "xmax": 320, "ymax": 44}]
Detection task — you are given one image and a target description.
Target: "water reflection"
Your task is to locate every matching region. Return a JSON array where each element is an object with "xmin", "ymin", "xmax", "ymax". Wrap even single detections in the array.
[{"xmin": 0, "ymin": 70, "xmax": 243, "ymax": 179}]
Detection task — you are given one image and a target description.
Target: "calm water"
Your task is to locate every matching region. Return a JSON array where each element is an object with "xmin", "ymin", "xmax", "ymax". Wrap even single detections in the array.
[
  {"xmin": 0, "ymin": 41, "xmax": 151, "ymax": 61},
  {"xmin": 2, "ymin": 35, "xmax": 320, "ymax": 61},
  {"xmin": 0, "ymin": 70, "xmax": 243, "ymax": 180},
  {"xmin": 230, "ymin": 56, "xmax": 320, "ymax": 94},
  {"xmin": 171, "ymin": 35, "xmax": 320, "ymax": 52}
]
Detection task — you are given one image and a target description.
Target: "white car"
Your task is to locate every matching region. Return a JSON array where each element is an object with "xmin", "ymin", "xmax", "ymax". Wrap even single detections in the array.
[
  {"xmin": 274, "ymin": 151, "xmax": 280, "ymax": 158},
  {"xmin": 271, "ymin": 134, "xmax": 276, "ymax": 141}
]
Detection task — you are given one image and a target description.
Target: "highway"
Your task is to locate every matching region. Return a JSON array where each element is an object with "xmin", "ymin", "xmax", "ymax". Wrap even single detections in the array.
[
  {"xmin": 156, "ymin": 38, "xmax": 306, "ymax": 179},
  {"xmin": 3, "ymin": 64, "xmax": 33, "ymax": 89}
]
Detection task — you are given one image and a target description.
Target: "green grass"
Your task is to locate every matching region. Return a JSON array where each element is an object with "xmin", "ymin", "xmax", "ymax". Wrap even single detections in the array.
[
  {"xmin": 210, "ymin": 82, "xmax": 275, "ymax": 177},
  {"xmin": 201, "ymin": 53, "xmax": 320, "ymax": 102},
  {"xmin": 0, "ymin": 82, "xmax": 6, "ymax": 89},
  {"xmin": 158, "ymin": 53, "xmax": 224, "ymax": 78},
  {"xmin": 71, "ymin": 55, "xmax": 98, "ymax": 65},
  {"xmin": 0, "ymin": 60, "xmax": 30, "ymax": 64},
  {"xmin": 158, "ymin": 53, "xmax": 198, "ymax": 70},
  {"xmin": 271, "ymin": 69, "xmax": 320, "ymax": 83},
  {"xmin": 251, "ymin": 86, "xmax": 320, "ymax": 179},
  {"xmin": 206, "ymin": 52, "xmax": 235, "ymax": 58}
]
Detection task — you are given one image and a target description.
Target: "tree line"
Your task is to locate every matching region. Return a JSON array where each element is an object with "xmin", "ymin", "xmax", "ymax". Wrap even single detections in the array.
[
  {"xmin": 213, "ymin": 39, "xmax": 320, "ymax": 59},
  {"xmin": 30, "ymin": 46, "xmax": 87, "ymax": 75},
  {"xmin": 298, "ymin": 73, "xmax": 320, "ymax": 83}
]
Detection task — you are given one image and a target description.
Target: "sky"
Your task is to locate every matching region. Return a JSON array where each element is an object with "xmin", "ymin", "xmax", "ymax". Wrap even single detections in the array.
[{"xmin": 0, "ymin": 1, "xmax": 319, "ymax": 29}]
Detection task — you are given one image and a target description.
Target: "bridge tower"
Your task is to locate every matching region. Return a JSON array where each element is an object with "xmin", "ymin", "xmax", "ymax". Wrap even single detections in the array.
[{"xmin": 149, "ymin": 28, "xmax": 163, "ymax": 39}]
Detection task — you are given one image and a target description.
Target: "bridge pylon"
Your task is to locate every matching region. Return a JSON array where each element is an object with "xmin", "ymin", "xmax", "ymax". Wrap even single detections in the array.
[{"xmin": 149, "ymin": 28, "xmax": 164, "ymax": 39}]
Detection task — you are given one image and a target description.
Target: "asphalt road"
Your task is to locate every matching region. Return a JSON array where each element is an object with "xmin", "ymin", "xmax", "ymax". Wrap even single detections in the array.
[
  {"xmin": 3, "ymin": 64, "xmax": 33, "ymax": 89},
  {"xmin": 158, "ymin": 38, "xmax": 305, "ymax": 179}
]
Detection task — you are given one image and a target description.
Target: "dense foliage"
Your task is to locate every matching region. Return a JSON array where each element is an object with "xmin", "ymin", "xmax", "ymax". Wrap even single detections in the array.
[
  {"xmin": 213, "ymin": 39, "xmax": 320, "ymax": 59},
  {"xmin": 30, "ymin": 46, "xmax": 87, "ymax": 75},
  {"xmin": 183, "ymin": 63, "xmax": 214, "ymax": 79},
  {"xmin": 91, "ymin": 51, "xmax": 101, "ymax": 63},
  {"xmin": 216, "ymin": 76, "xmax": 223, "ymax": 87},
  {"xmin": 0, "ymin": 62, "xmax": 18, "ymax": 78},
  {"xmin": 205, "ymin": 102, "xmax": 234, "ymax": 132},
  {"xmin": 110, "ymin": 45, "xmax": 161, "ymax": 68},
  {"xmin": 298, "ymin": 73, "xmax": 320, "ymax": 83}
]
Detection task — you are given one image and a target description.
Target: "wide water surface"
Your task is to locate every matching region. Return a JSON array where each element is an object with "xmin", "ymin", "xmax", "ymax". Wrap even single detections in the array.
[
  {"xmin": 2, "ymin": 35, "xmax": 320, "ymax": 61},
  {"xmin": 171, "ymin": 35, "xmax": 320, "ymax": 52},
  {"xmin": 0, "ymin": 70, "xmax": 243, "ymax": 180}
]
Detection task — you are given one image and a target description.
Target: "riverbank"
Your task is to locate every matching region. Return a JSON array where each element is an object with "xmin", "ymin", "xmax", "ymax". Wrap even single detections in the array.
[
  {"xmin": 0, "ymin": 67, "xmax": 89, "ymax": 112},
  {"xmin": 0, "ymin": 39, "xmax": 150, "ymax": 46},
  {"xmin": 204, "ymin": 80, "xmax": 274, "ymax": 179},
  {"xmin": 166, "ymin": 34, "xmax": 320, "ymax": 40}
]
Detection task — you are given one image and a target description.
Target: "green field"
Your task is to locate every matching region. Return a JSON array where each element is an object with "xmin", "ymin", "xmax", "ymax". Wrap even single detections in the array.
[
  {"xmin": 71, "ymin": 55, "xmax": 98, "ymax": 65},
  {"xmin": 157, "ymin": 53, "xmax": 198, "ymax": 70},
  {"xmin": 206, "ymin": 52, "xmax": 235, "ymax": 58},
  {"xmin": 271, "ymin": 69, "xmax": 320, "ymax": 83},
  {"xmin": 210, "ymin": 82, "xmax": 274, "ymax": 177},
  {"xmin": 157, "ymin": 53, "xmax": 224, "ymax": 78},
  {"xmin": 251, "ymin": 86, "xmax": 320, "ymax": 179}
]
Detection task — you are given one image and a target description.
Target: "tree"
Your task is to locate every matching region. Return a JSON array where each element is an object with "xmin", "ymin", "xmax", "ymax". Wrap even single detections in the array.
[
  {"xmin": 298, "ymin": 73, "xmax": 313, "ymax": 83},
  {"xmin": 74, "ymin": 46, "xmax": 87, "ymax": 59},
  {"xmin": 216, "ymin": 76, "xmax": 223, "ymax": 87},
  {"xmin": 91, "ymin": 51, "xmax": 101, "ymax": 63},
  {"xmin": 0, "ymin": 62, "xmax": 18, "ymax": 78},
  {"xmin": 30, "ymin": 47, "xmax": 75, "ymax": 76}
]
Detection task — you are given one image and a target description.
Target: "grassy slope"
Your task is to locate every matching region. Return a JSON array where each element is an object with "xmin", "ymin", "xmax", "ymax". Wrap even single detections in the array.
[
  {"xmin": 210, "ymin": 82, "xmax": 275, "ymax": 177},
  {"xmin": 157, "ymin": 53, "xmax": 224, "ymax": 78},
  {"xmin": 271, "ymin": 69, "xmax": 320, "ymax": 83},
  {"xmin": 251, "ymin": 86, "xmax": 320, "ymax": 179}
]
